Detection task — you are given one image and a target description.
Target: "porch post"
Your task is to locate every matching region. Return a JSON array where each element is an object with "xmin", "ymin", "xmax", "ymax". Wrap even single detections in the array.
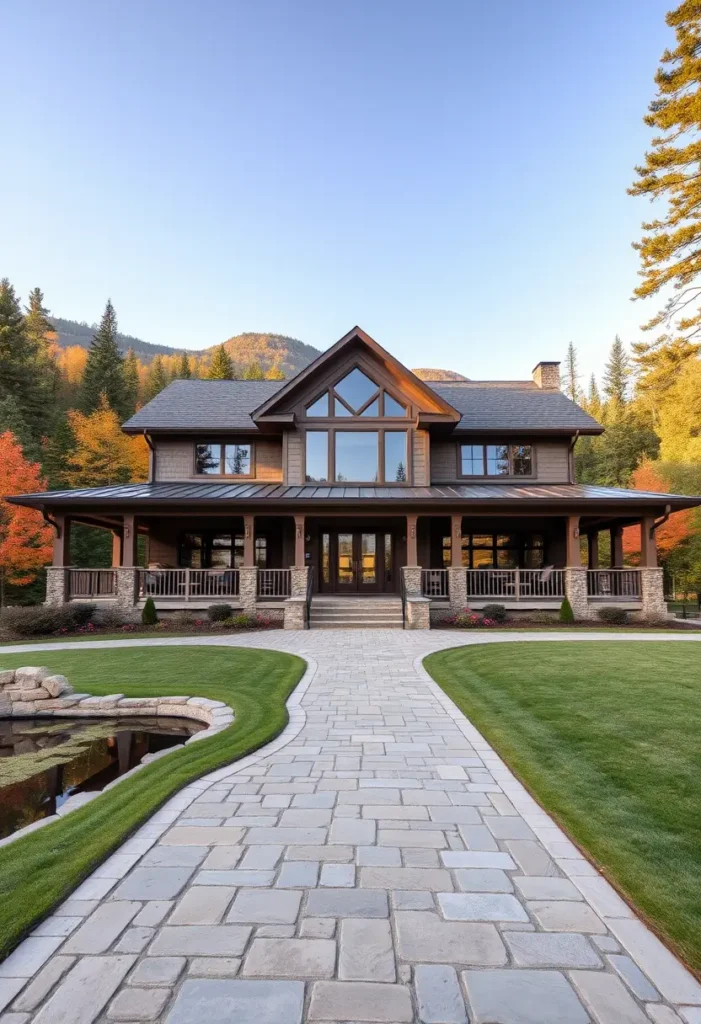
[
  {"xmin": 447, "ymin": 513, "xmax": 467, "ymax": 613},
  {"xmin": 640, "ymin": 517, "xmax": 657, "ymax": 568},
  {"xmin": 451, "ymin": 515, "xmax": 463, "ymax": 568},
  {"xmin": 46, "ymin": 514, "xmax": 71, "ymax": 606},
  {"xmin": 402, "ymin": 514, "xmax": 421, "ymax": 597},
  {"xmin": 111, "ymin": 529, "xmax": 123, "ymax": 568},
  {"xmin": 243, "ymin": 515, "xmax": 255, "ymax": 567},
  {"xmin": 638, "ymin": 515, "xmax": 666, "ymax": 622},
  {"xmin": 239, "ymin": 514, "xmax": 258, "ymax": 614},
  {"xmin": 115, "ymin": 513, "xmax": 138, "ymax": 609},
  {"xmin": 564, "ymin": 514, "xmax": 590, "ymax": 620},
  {"xmin": 294, "ymin": 514, "xmax": 306, "ymax": 568},
  {"xmin": 587, "ymin": 532, "xmax": 599, "ymax": 570},
  {"xmin": 610, "ymin": 525, "xmax": 624, "ymax": 568}
]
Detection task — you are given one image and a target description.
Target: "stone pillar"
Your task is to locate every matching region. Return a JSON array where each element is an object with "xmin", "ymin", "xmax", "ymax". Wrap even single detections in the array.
[
  {"xmin": 640, "ymin": 516, "xmax": 657, "ymax": 568},
  {"xmin": 290, "ymin": 566, "xmax": 310, "ymax": 597},
  {"xmin": 243, "ymin": 515, "xmax": 255, "ymax": 568},
  {"xmin": 238, "ymin": 566, "xmax": 258, "ymax": 614},
  {"xmin": 294, "ymin": 515, "xmax": 306, "ymax": 568},
  {"xmin": 610, "ymin": 525, "xmax": 624, "ymax": 568},
  {"xmin": 283, "ymin": 596, "xmax": 307, "ymax": 630},
  {"xmin": 45, "ymin": 567, "xmax": 69, "ymax": 606},
  {"xmin": 402, "ymin": 565, "xmax": 422, "ymax": 596},
  {"xmin": 114, "ymin": 568, "xmax": 138, "ymax": 610},
  {"xmin": 406, "ymin": 514, "xmax": 418, "ymax": 567},
  {"xmin": 640, "ymin": 567, "xmax": 667, "ymax": 621},
  {"xmin": 564, "ymin": 567, "xmax": 591, "ymax": 620},
  {"xmin": 447, "ymin": 567, "xmax": 467, "ymax": 612},
  {"xmin": 405, "ymin": 595, "xmax": 430, "ymax": 629},
  {"xmin": 588, "ymin": 532, "xmax": 599, "ymax": 570},
  {"xmin": 451, "ymin": 515, "xmax": 463, "ymax": 568}
]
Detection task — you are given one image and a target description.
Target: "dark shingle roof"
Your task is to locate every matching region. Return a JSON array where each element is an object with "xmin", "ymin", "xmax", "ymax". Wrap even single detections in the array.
[
  {"xmin": 9, "ymin": 481, "xmax": 699, "ymax": 511},
  {"xmin": 122, "ymin": 379, "xmax": 284, "ymax": 433},
  {"xmin": 122, "ymin": 378, "xmax": 602, "ymax": 435},
  {"xmin": 430, "ymin": 383, "xmax": 601, "ymax": 433}
]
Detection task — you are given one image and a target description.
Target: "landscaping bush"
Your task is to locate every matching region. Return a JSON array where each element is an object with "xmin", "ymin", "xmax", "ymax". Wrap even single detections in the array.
[
  {"xmin": 222, "ymin": 613, "xmax": 271, "ymax": 630},
  {"xmin": 445, "ymin": 608, "xmax": 498, "ymax": 629},
  {"xmin": 207, "ymin": 603, "xmax": 233, "ymax": 622},
  {"xmin": 481, "ymin": 603, "xmax": 507, "ymax": 624},
  {"xmin": 559, "ymin": 597, "xmax": 575, "ymax": 623},
  {"xmin": 141, "ymin": 597, "xmax": 158, "ymax": 625},
  {"xmin": 596, "ymin": 606, "xmax": 629, "ymax": 625},
  {"xmin": 0, "ymin": 603, "xmax": 97, "ymax": 638}
]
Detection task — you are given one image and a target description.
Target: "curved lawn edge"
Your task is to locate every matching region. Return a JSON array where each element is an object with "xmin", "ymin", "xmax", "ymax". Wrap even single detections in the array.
[
  {"xmin": 0, "ymin": 645, "xmax": 311, "ymax": 960},
  {"xmin": 420, "ymin": 638, "xmax": 701, "ymax": 978}
]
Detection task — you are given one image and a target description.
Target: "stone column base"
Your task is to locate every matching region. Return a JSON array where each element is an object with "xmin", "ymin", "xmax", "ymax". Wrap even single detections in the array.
[
  {"xmin": 639, "ymin": 567, "xmax": 667, "ymax": 621},
  {"xmin": 284, "ymin": 596, "xmax": 307, "ymax": 630},
  {"xmin": 564, "ymin": 567, "xmax": 592, "ymax": 620},
  {"xmin": 401, "ymin": 566, "xmax": 422, "ymax": 596},
  {"xmin": 406, "ymin": 595, "xmax": 430, "ymax": 629},
  {"xmin": 115, "ymin": 568, "xmax": 138, "ymax": 609},
  {"xmin": 447, "ymin": 567, "xmax": 467, "ymax": 612},
  {"xmin": 238, "ymin": 567, "xmax": 258, "ymax": 615},
  {"xmin": 45, "ymin": 568, "xmax": 69, "ymax": 606},
  {"xmin": 290, "ymin": 566, "xmax": 310, "ymax": 597}
]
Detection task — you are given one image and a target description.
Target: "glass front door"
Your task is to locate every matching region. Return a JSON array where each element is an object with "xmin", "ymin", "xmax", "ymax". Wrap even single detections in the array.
[{"xmin": 323, "ymin": 531, "xmax": 391, "ymax": 593}]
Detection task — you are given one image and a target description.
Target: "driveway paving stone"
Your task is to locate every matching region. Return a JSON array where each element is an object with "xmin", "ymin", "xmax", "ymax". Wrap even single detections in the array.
[{"xmin": 4, "ymin": 628, "xmax": 700, "ymax": 1022}]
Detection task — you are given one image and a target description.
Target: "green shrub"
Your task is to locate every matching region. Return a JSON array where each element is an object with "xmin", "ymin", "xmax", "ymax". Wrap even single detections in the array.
[
  {"xmin": 0, "ymin": 603, "xmax": 97, "ymax": 638},
  {"xmin": 481, "ymin": 603, "xmax": 507, "ymax": 623},
  {"xmin": 222, "ymin": 613, "xmax": 271, "ymax": 630},
  {"xmin": 141, "ymin": 597, "xmax": 158, "ymax": 625},
  {"xmin": 596, "ymin": 606, "xmax": 629, "ymax": 626},
  {"xmin": 559, "ymin": 597, "xmax": 575, "ymax": 623},
  {"xmin": 207, "ymin": 603, "xmax": 233, "ymax": 622}
]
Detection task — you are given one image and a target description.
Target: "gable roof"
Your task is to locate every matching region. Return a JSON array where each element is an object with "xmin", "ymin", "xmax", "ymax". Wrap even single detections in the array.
[
  {"xmin": 122, "ymin": 379, "xmax": 283, "ymax": 433},
  {"xmin": 251, "ymin": 326, "xmax": 461, "ymax": 423},
  {"xmin": 431, "ymin": 382, "xmax": 602, "ymax": 434}
]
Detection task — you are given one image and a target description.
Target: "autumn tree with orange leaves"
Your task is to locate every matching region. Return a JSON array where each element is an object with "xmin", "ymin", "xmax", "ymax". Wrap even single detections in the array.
[
  {"xmin": 623, "ymin": 460, "xmax": 696, "ymax": 563},
  {"xmin": 0, "ymin": 432, "xmax": 54, "ymax": 602}
]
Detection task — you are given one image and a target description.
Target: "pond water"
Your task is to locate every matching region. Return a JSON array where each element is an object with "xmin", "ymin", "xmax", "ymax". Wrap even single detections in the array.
[{"xmin": 0, "ymin": 715, "xmax": 206, "ymax": 840}]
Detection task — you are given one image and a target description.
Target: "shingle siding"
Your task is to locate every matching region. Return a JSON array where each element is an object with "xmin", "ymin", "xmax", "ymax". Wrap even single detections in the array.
[
  {"xmin": 412, "ymin": 430, "xmax": 430, "ymax": 486},
  {"xmin": 287, "ymin": 432, "xmax": 304, "ymax": 485},
  {"xmin": 154, "ymin": 439, "xmax": 282, "ymax": 483},
  {"xmin": 429, "ymin": 440, "xmax": 571, "ymax": 484}
]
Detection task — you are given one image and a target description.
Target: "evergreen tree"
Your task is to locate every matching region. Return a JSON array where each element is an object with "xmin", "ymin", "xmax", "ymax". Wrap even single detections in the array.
[
  {"xmin": 176, "ymin": 352, "xmax": 192, "ymax": 379},
  {"xmin": 629, "ymin": 0, "xmax": 701, "ymax": 345},
  {"xmin": 24, "ymin": 288, "xmax": 53, "ymax": 351},
  {"xmin": 0, "ymin": 395, "xmax": 39, "ymax": 461},
  {"xmin": 563, "ymin": 342, "xmax": 581, "ymax": 402},
  {"xmin": 0, "ymin": 279, "xmax": 48, "ymax": 440},
  {"xmin": 123, "ymin": 348, "xmax": 140, "ymax": 414},
  {"xmin": 145, "ymin": 355, "xmax": 169, "ymax": 401},
  {"xmin": 79, "ymin": 300, "xmax": 128, "ymax": 417},
  {"xmin": 243, "ymin": 359, "xmax": 265, "ymax": 380},
  {"xmin": 208, "ymin": 345, "xmax": 234, "ymax": 380},
  {"xmin": 603, "ymin": 336, "xmax": 630, "ymax": 404},
  {"xmin": 41, "ymin": 413, "xmax": 75, "ymax": 489}
]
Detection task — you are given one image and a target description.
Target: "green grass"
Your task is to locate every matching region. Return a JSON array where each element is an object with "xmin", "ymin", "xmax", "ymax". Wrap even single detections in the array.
[
  {"xmin": 425, "ymin": 641, "xmax": 701, "ymax": 974},
  {"xmin": 0, "ymin": 646, "xmax": 305, "ymax": 958}
]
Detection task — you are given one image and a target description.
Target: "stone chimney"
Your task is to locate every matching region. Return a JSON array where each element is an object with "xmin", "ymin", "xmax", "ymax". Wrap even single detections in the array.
[{"xmin": 532, "ymin": 361, "xmax": 560, "ymax": 390}]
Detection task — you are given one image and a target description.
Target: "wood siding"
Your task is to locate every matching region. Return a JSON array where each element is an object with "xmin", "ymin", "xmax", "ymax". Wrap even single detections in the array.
[
  {"xmin": 413, "ymin": 429, "xmax": 430, "ymax": 486},
  {"xmin": 429, "ymin": 439, "xmax": 571, "ymax": 484},
  {"xmin": 286, "ymin": 432, "xmax": 304, "ymax": 486},
  {"xmin": 154, "ymin": 439, "xmax": 283, "ymax": 483}
]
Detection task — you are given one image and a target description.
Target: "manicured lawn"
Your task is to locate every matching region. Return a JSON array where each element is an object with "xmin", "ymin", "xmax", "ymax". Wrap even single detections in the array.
[
  {"xmin": 0, "ymin": 646, "xmax": 305, "ymax": 958},
  {"xmin": 425, "ymin": 640, "xmax": 701, "ymax": 973}
]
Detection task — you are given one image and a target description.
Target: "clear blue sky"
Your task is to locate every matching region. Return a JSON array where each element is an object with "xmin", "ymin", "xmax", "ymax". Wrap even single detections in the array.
[{"xmin": 1, "ymin": 0, "xmax": 671, "ymax": 382}]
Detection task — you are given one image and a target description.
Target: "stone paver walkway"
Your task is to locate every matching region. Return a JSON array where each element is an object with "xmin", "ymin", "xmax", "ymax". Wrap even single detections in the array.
[{"xmin": 1, "ymin": 629, "xmax": 701, "ymax": 1024}]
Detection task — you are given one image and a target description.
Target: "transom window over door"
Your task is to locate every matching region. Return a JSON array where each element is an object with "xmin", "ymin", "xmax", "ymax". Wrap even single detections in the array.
[{"xmin": 305, "ymin": 367, "xmax": 408, "ymax": 418}]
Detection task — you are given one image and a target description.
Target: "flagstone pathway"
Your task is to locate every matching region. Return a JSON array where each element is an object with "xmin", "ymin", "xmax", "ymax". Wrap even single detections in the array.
[{"xmin": 1, "ymin": 629, "xmax": 700, "ymax": 1023}]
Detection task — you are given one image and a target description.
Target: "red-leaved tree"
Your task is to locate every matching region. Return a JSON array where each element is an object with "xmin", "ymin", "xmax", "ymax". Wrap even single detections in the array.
[
  {"xmin": 0, "ymin": 432, "xmax": 54, "ymax": 597},
  {"xmin": 622, "ymin": 459, "xmax": 695, "ymax": 563}
]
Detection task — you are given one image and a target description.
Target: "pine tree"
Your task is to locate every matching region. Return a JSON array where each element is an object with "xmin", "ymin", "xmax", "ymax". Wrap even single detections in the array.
[
  {"xmin": 79, "ymin": 300, "xmax": 128, "ymax": 417},
  {"xmin": 629, "ymin": 1, "xmax": 701, "ymax": 346},
  {"xmin": 24, "ymin": 287, "xmax": 53, "ymax": 352},
  {"xmin": 208, "ymin": 345, "xmax": 234, "ymax": 380},
  {"xmin": 603, "ymin": 336, "xmax": 630, "ymax": 404},
  {"xmin": 243, "ymin": 359, "xmax": 265, "ymax": 380},
  {"xmin": 563, "ymin": 343, "xmax": 581, "ymax": 402},
  {"xmin": 123, "ymin": 348, "xmax": 140, "ymax": 414},
  {"xmin": 586, "ymin": 374, "xmax": 603, "ymax": 420},
  {"xmin": 41, "ymin": 413, "xmax": 76, "ymax": 489},
  {"xmin": 176, "ymin": 352, "xmax": 192, "ymax": 379},
  {"xmin": 145, "ymin": 355, "xmax": 169, "ymax": 401}
]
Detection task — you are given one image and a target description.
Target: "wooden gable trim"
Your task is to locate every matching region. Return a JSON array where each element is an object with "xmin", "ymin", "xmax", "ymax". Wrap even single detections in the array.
[{"xmin": 252, "ymin": 326, "xmax": 461, "ymax": 424}]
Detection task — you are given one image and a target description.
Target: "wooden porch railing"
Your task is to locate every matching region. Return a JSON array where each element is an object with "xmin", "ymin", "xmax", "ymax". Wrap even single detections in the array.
[
  {"xmin": 587, "ymin": 569, "xmax": 641, "ymax": 600},
  {"xmin": 138, "ymin": 568, "xmax": 240, "ymax": 600},
  {"xmin": 466, "ymin": 568, "xmax": 565, "ymax": 600},
  {"xmin": 68, "ymin": 569, "xmax": 117, "ymax": 599},
  {"xmin": 421, "ymin": 569, "xmax": 449, "ymax": 599},
  {"xmin": 257, "ymin": 569, "xmax": 291, "ymax": 598}
]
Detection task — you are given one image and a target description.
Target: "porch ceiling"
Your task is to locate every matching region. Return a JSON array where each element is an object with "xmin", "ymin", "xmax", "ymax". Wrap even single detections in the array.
[{"xmin": 9, "ymin": 481, "xmax": 701, "ymax": 513}]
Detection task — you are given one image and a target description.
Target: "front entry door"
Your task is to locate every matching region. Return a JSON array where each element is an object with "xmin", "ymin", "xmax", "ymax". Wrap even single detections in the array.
[{"xmin": 334, "ymin": 532, "xmax": 382, "ymax": 593}]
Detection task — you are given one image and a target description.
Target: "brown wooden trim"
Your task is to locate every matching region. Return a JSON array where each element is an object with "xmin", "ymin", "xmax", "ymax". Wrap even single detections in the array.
[
  {"xmin": 455, "ymin": 440, "xmax": 537, "ymax": 481},
  {"xmin": 301, "ymin": 425, "xmax": 413, "ymax": 486},
  {"xmin": 192, "ymin": 439, "xmax": 257, "ymax": 479}
]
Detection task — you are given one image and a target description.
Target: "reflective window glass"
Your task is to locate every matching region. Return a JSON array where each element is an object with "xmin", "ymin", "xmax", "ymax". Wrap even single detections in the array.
[
  {"xmin": 461, "ymin": 444, "xmax": 485, "ymax": 475},
  {"xmin": 360, "ymin": 397, "xmax": 379, "ymax": 416},
  {"xmin": 195, "ymin": 443, "xmax": 222, "ymax": 474},
  {"xmin": 334, "ymin": 397, "xmax": 352, "ymax": 416},
  {"xmin": 335, "ymin": 432, "xmax": 378, "ymax": 482},
  {"xmin": 384, "ymin": 393, "xmax": 407, "ymax": 416},
  {"xmin": 384, "ymin": 431, "xmax": 408, "ymax": 482},
  {"xmin": 306, "ymin": 393, "xmax": 329, "ymax": 417},
  {"xmin": 334, "ymin": 368, "xmax": 378, "ymax": 411},
  {"xmin": 512, "ymin": 444, "xmax": 533, "ymax": 475},
  {"xmin": 305, "ymin": 431, "xmax": 328, "ymax": 482},
  {"xmin": 224, "ymin": 444, "xmax": 251, "ymax": 475},
  {"xmin": 486, "ymin": 444, "xmax": 509, "ymax": 475}
]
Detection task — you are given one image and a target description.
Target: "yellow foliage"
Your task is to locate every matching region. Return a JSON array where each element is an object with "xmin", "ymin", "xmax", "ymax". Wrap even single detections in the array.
[
  {"xmin": 656, "ymin": 357, "xmax": 701, "ymax": 462},
  {"xmin": 67, "ymin": 397, "xmax": 149, "ymax": 487},
  {"xmin": 57, "ymin": 345, "xmax": 88, "ymax": 385}
]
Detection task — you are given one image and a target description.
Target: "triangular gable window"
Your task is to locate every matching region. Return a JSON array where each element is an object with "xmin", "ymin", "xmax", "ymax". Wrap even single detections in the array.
[{"xmin": 305, "ymin": 367, "xmax": 408, "ymax": 418}]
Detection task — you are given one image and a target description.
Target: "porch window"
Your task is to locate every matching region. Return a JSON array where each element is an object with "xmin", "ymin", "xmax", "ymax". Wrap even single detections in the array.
[
  {"xmin": 462, "ymin": 532, "xmax": 534, "ymax": 569},
  {"xmin": 179, "ymin": 532, "xmax": 245, "ymax": 568},
  {"xmin": 255, "ymin": 536, "xmax": 267, "ymax": 569},
  {"xmin": 460, "ymin": 442, "xmax": 533, "ymax": 477},
  {"xmin": 195, "ymin": 442, "xmax": 252, "ymax": 476}
]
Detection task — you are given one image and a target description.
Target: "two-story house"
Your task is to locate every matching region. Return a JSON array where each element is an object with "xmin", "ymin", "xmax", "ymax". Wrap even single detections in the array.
[{"xmin": 11, "ymin": 327, "xmax": 701, "ymax": 627}]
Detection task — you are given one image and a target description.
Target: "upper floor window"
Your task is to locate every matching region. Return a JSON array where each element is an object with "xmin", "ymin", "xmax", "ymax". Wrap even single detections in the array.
[
  {"xmin": 305, "ymin": 429, "xmax": 408, "ymax": 484},
  {"xmin": 195, "ymin": 442, "xmax": 252, "ymax": 476},
  {"xmin": 305, "ymin": 367, "xmax": 407, "ymax": 419},
  {"xmin": 460, "ymin": 442, "xmax": 533, "ymax": 477}
]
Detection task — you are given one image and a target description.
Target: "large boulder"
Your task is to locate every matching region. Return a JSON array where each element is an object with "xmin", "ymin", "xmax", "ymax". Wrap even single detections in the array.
[
  {"xmin": 43, "ymin": 675, "xmax": 73, "ymax": 698},
  {"xmin": 14, "ymin": 667, "xmax": 51, "ymax": 687},
  {"xmin": 0, "ymin": 670, "xmax": 15, "ymax": 687}
]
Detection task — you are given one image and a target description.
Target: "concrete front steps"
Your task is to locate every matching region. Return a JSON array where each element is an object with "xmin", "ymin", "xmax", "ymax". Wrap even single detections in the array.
[{"xmin": 309, "ymin": 595, "xmax": 404, "ymax": 629}]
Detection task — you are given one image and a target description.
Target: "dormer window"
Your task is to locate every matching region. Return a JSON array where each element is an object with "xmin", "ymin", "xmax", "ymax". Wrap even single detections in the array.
[{"xmin": 305, "ymin": 368, "xmax": 407, "ymax": 418}]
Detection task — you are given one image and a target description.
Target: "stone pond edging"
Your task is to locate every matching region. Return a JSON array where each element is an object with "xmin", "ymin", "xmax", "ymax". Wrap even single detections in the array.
[{"xmin": 0, "ymin": 666, "xmax": 235, "ymax": 848}]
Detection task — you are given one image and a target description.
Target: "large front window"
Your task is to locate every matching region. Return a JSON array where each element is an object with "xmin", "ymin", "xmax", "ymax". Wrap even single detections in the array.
[
  {"xmin": 305, "ymin": 429, "xmax": 408, "ymax": 483},
  {"xmin": 460, "ymin": 443, "xmax": 532, "ymax": 477},
  {"xmin": 195, "ymin": 442, "xmax": 252, "ymax": 476}
]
